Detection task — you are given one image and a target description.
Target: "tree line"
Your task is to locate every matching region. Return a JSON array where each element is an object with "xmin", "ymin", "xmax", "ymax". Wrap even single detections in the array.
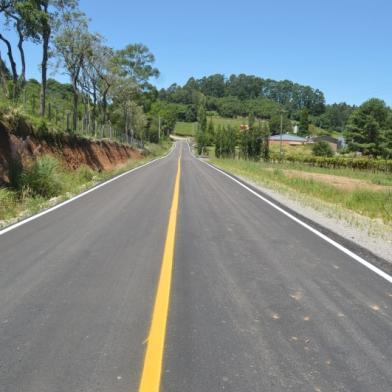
[
  {"xmin": 159, "ymin": 74, "xmax": 326, "ymax": 115},
  {"xmin": 157, "ymin": 73, "xmax": 361, "ymax": 135}
]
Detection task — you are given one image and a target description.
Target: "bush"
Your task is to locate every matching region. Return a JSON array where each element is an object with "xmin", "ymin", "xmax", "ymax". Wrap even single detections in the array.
[
  {"xmin": 21, "ymin": 156, "xmax": 64, "ymax": 198},
  {"xmin": 0, "ymin": 188, "xmax": 16, "ymax": 219},
  {"xmin": 313, "ymin": 141, "xmax": 334, "ymax": 157},
  {"xmin": 8, "ymin": 156, "xmax": 24, "ymax": 190},
  {"xmin": 75, "ymin": 165, "xmax": 95, "ymax": 183}
]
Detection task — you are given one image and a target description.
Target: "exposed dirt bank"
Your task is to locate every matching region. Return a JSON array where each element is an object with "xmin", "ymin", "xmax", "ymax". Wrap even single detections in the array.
[{"xmin": 0, "ymin": 121, "xmax": 142, "ymax": 183}]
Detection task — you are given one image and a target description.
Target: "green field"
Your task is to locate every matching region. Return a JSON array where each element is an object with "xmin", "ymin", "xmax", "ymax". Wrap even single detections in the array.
[
  {"xmin": 174, "ymin": 122, "xmax": 198, "ymax": 136},
  {"xmin": 209, "ymin": 116, "xmax": 250, "ymax": 128},
  {"xmin": 174, "ymin": 116, "xmax": 256, "ymax": 137}
]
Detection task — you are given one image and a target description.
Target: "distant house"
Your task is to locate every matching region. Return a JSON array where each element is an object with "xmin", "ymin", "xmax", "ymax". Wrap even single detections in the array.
[
  {"xmin": 311, "ymin": 135, "xmax": 339, "ymax": 152},
  {"xmin": 269, "ymin": 134, "xmax": 307, "ymax": 146}
]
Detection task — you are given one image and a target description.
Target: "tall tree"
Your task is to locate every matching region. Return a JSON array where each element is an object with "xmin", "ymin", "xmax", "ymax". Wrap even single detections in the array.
[
  {"xmin": 299, "ymin": 108, "xmax": 310, "ymax": 135},
  {"xmin": 196, "ymin": 94, "xmax": 209, "ymax": 154},
  {"xmin": 114, "ymin": 43, "xmax": 159, "ymax": 90},
  {"xmin": 35, "ymin": 0, "xmax": 77, "ymax": 116},
  {"xmin": 345, "ymin": 98, "xmax": 389, "ymax": 156},
  {"xmin": 54, "ymin": 11, "xmax": 94, "ymax": 131},
  {"xmin": 0, "ymin": 0, "xmax": 36, "ymax": 97}
]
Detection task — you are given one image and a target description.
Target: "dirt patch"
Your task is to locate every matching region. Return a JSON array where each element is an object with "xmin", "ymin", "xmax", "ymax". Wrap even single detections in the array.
[
  {"xmin": 281, "ymin": 169, "xmax": 392, "ymax": 192},
  {"xmin": 0, "ymin": 121, "xmax": 143, "ymax": 183}
]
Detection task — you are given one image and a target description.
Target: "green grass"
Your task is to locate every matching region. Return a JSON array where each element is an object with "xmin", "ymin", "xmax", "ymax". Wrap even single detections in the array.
[
  {"xmin": 144, "ymin": 138, "xmax": 173, "ymax": 157},
  {"xmin": 174, "ymin": 122, "xmax": 198, "ymax": 136},
  {"xmin": 208, "ymin": 115, "xmax": 254, "ymax": 129},
  {"xmin": 174, "ymin": 116, "xmax": 261, "ymax": 137},
  {"xmin": 210, "ymin": 158, "xmax": 392, "ymax": 225},
  {"xmin": 269, "ymin": 143, "xmax": 314, "ymax": 159}
]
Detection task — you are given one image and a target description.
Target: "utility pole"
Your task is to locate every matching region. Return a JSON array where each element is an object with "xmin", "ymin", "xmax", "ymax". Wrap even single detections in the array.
[
  {"xmin": 158, "ymin": 116, "xmax": 161, "ymax": 141},
  {"xmin": 280, "ymin": 112, "xmax": 283, "ymax": 160},
  {"xmin": 279, "ymin": 109, "xmax": 285, "ymax": 161}
]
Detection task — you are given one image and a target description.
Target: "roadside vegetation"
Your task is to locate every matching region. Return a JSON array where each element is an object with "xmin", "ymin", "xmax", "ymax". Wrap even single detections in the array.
[
  {"xmin": 210, "ymin": 158, "xmax": 392, "ymax": 225},
  {"xmin": 0, "ymin": 138, "xmax": 172, "ymax": 227}
]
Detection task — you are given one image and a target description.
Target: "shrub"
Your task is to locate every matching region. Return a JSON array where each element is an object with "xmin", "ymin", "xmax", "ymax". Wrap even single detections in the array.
[
  {"xmin": 21, "ymin": 156, "xmax": 63, "ymax": 198},
  {"xmin": 313, "ymin": 141, "xmax": 334, "ymax": 157},
  {"xmin": 0, "ymin": 188, "xmax": 16, "ymax": 220},
  {"xmin": 8, "ymin": 156, "xmax": 24, "ymax": 190},
  {"xmin": 76, "ymin": 165, "xmax": 95, "ymax": 183}
]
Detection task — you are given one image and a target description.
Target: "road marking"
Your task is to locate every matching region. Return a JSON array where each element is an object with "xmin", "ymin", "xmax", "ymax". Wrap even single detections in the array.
[
  {"xmin": 138, "ymin": 153, "xmax": 181, "ymax": 392},
  {"xmin": 0, "ymin": 143, "xmax": 177, "ymax": 237},
  {"xmin": 189, "ymin": 143, "xmax": 392, "ymax": 284}
]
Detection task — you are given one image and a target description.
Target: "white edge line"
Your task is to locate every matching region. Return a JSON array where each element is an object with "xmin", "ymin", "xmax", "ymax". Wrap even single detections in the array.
[
  {"xmin": 187, "ymin": 142, "xmax": 392, "ymax": 284},
  {"xmin": 0, "ymin": 142, "xmax": 177, "ymax": 237}
]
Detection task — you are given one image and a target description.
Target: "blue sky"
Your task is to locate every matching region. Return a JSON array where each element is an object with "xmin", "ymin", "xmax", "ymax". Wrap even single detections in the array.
[{"xmin": 2, "ymin": 0, "xmax": 392, "ymax": 105}]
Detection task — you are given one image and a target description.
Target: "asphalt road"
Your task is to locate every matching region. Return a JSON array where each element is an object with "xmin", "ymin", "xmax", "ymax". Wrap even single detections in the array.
[{"xmin": 0, "ymin": 141, "xmax": 391, "ymax": 392}]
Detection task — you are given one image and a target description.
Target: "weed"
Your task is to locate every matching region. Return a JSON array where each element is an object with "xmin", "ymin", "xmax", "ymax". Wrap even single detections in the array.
[{"xmin": 21, "ymin": 156, "xmax": 64, "ymax": 198}]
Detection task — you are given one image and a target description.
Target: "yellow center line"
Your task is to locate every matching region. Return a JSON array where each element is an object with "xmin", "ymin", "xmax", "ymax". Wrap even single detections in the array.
[{"xmin": 138, "ymin": 153, "xmax": 182, "ymax": 392}]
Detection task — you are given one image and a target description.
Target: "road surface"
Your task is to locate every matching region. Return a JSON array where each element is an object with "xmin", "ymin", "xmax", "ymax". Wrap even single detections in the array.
[{"xmin": 0, "ymin": 141, "xmax": 391, "ymax": 392}]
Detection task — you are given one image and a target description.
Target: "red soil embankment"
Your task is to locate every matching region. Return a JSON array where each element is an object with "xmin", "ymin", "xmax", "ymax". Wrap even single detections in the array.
[{"xmin": 0, "ymin": 122, "xmax": 142, "ymax": 184}]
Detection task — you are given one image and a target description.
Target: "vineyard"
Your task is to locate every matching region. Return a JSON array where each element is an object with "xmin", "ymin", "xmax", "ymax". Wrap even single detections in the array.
[{"xmin": 273, "ymin": 155, "xmax": 392, "ymax": 173}]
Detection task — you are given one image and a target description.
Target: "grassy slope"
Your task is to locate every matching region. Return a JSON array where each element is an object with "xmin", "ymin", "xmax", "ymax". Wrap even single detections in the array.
[
  {"xmin": 174, "ymin": 116, "xmax": 253, "ymax": 137},
  {"xmin": 209, "ymin": 116, "xmax": 249, "ymax": 128},
  {"xmin": 174, "ymin": 122, "xmax": 198, "ymax": 136},
  {"xmin": 210, "ymin": 157, "xmax": 392, "ymax": 225}
]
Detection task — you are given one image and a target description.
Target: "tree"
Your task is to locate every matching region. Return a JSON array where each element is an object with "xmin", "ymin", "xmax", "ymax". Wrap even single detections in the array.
[
  {"xmin": 79, "ymin": 36, "xmax": 113, "ymax": 129},
  {"xmin": 345, "ymin": 98, "xmax": 390, "ymax": 156},
  {"xmin": 215, "ymin": 125, "xmax": 236, "ymax": 158},
  {"xmin": 0, "ymin": 0, "xmax": 37, "ymax": 97},
  {"xmin": 269, "ymin": 114, "xmax": 292, "ymax": 135},
  {"xmin": 149, "ymin": 101, "xmax": 177, "ymax": 137},
  {"xmin": 239, "ymin": 119, "xmax": 263, "ymax": 160},
  {"xmin": 313, "ymin": 141, "xmax": 334, "ymax": 157},
  {"xmin": 380, "ymin": 128, "xmax": 392, "ymax": 159},
  {"xmin": 299, "ymin": 108, "xmax": 310, "ymax": 135},
  {"xmin": 0, "ymin": 54, "xmax": 10, "ymax": 95},
  {"xmin": 196, "ymin": 95, "xmax": 208, "ymax": 155},
  {"xmin": 261, "ymin": 121, "xmax": 270, "ymax": 161},
  {"xmin": 35, "ymin": 0, "xmax": 77, "ymax": 116},
  {"xmin": 316, "ymin": 102, "xmax": 354, "ymax": 131},
  {"xmin": 54, "ymin": 11, "xmax": 95, "ymax": 131},
  {"xmin": 114, "ymin": 43, "xmax": 159, "ymax": 90}
]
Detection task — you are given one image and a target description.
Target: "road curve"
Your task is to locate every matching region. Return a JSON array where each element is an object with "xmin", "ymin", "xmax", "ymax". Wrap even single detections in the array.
[{"xmin": 0, "ymin": 141, "xmax": 391, "ymax": 392}]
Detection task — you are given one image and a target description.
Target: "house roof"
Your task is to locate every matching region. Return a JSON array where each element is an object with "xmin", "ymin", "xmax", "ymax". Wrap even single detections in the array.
[
  {"xmin": 269, "ymin": 134, "xmax": 307, "ymax": 142},
  {"xmin": 311, "ymin": 135, "xmax": 339, "ymax": 143}
]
